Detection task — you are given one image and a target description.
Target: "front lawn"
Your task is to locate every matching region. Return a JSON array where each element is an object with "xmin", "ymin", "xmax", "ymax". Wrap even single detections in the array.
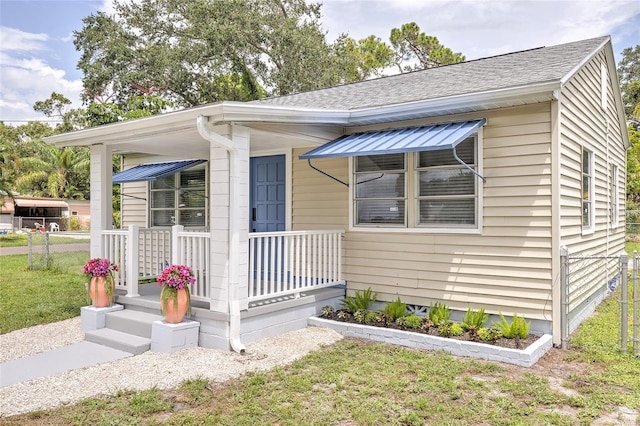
[{"xmin": 0, "ymin": 252, "xmax": 90, "ymax": 334}]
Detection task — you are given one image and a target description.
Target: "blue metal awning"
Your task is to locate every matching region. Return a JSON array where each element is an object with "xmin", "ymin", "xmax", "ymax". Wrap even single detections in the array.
[
  {"xmin": 299, "ymin": 119, "xmax": 486, "ymax": 159},
  {"xmin": 112, "ymin": 159, "xmax": 207, "ymax": 184}
]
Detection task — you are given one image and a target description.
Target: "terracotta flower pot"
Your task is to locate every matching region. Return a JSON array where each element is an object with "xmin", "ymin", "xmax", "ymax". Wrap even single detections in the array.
[
  {"xmin": 161, "ymin": 287, "xmax": 189, "ymax": 323},
  {"xmin": 89, "ymin": 276, "xmax": 113, "ymax": 307}
]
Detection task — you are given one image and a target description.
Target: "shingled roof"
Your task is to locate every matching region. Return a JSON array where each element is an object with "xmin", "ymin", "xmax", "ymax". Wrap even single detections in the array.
[{"xmin": 254, "ymin": 36, "xmax": 609, "ymax": 110}]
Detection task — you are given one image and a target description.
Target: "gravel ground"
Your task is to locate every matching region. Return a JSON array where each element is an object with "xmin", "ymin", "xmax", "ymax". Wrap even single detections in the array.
[{"xmin": 0, "ymin": 318, "xmax": 343, "ymax": 417}]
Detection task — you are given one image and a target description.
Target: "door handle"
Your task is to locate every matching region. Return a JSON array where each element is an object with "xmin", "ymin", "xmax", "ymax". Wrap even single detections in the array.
[{"xmin": 252, "ymin": 208, "xmax": 256, "ymax": 221}]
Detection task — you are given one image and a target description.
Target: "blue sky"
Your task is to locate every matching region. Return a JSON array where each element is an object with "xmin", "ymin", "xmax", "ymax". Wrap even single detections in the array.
[{"xmin": 1, "ymin": 0, "xmax": 639, "ymax": 124}]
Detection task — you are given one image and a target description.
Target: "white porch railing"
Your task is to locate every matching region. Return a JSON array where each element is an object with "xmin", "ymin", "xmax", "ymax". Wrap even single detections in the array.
[
  {"xmin": 248, "ymin": 229, "xmax": 345, "ymax": 303},
  {"xmin": 102, "ymin": 227, "xmax": 137, "ymax": 296},
  {"xmin": 102, "ymin": 226, "xmax": 344, "ymax": 305},
  {"xmin": 171, "ymin": 225, "xmax": 210, "ymax": 302}
]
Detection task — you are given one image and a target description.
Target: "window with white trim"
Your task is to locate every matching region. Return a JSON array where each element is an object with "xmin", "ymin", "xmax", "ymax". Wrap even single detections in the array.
[
  {"xmin": 611, "ymin": 163, "xmax": 619, "ymax": 227},
  {"xmin": 582, "ymin": 148, "xmax": 594, "ymax": 230},
  {"xmin": 150, "ymin": 166, "xmax": 207, "ymax": 227},
  {"xmin": 353, "ymin": 136, "xmax": 478, "ymax": 229},
  {"xmin": 355, "ymin": 154, "xmax": 406, "ymax": 225}
]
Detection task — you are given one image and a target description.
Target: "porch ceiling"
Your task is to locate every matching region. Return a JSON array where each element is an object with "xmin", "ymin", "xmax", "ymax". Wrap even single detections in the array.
[{"xmin": 104, "ymin": 124, "xmax": 343, "ymax": 157}]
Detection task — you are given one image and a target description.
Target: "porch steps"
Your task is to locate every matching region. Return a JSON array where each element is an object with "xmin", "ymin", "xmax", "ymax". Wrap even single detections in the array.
[
  {"xmin": 84, "ymin": 309, "xmax": 163, "ymax": 355},
  {"xmin": 85, "ymin": 328, "xmax": 151, "ymax": 355}
]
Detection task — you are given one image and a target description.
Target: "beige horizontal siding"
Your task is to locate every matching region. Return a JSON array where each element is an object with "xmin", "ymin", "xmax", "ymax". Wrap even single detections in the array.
[
  {"xmin": 558, "ymin": 51, "xmax": 627, "ymax": 313},
  {"xmin": 291, "ymin": 151, "xmax": 349, "ymax": 230},
  {"xmin": 292, "ymin": 103, "xmax": 554, "ymax": 319},
  {"xmin": 120, "ymin": 156, "xmax": 150, "ymax": 228}
]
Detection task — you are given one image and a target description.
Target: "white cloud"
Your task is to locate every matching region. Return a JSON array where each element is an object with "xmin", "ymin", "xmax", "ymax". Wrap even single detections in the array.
[
  {"xmin": 0, "ymin": 51, "xmax": 83, "ymax": 124},
  {"xmin": 0, "ymin": 26, "xmax": 48, "ymax": 51},
  {"xmin": 321, "ymin": 0, "xmax": 640, "ymax": 60},
  {"xmin": 99, "ymin": 0, "xmax": 117, "ymax": 15}
]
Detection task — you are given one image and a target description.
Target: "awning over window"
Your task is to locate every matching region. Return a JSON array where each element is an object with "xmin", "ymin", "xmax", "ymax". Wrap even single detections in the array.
[
  {"xmin": 14, "ymin": 198, "xmax": 69, "ymax": 208},
  {"xmin": 299, "ymin": 119, "xmax": 486, "ymax": 159},
  {"xmin": 112, "ymin": 159, "xmax": 207, "ymax": 184}
]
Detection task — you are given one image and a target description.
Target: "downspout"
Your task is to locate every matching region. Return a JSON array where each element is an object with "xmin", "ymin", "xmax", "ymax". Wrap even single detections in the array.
[{"xmin": 196, "ymin": 115, "xmax": 246, "ymax": 354}]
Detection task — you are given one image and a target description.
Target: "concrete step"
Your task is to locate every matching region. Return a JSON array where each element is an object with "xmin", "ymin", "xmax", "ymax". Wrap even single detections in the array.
[
  {"xmin": 105, "ymin": 309, "xmax": 163, "ymax": 338},
  {"xmin": 85, "ymin": 328, "xmax": 151, "ymax": 355}
]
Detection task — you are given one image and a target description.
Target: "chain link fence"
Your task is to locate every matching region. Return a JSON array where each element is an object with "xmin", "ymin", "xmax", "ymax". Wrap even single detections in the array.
[
  {"xmin": 627, "ymin": 210, "xmax": 640, "ymax": 236},
  {"xmin": 26, "ymin": 232, "xmax": 90, "ymax": 273}
]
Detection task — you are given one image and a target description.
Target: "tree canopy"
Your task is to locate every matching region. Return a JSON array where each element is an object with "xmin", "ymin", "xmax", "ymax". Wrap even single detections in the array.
[
  {"xmin": 73, "ymin": 0, "xmax": 464, "ymax": 109},
  {"xmin": 618, "ymin": 44, "xmax": 640, "ymax": 121},
  {"xmin": 389, "ymin": 22, "xmax": 465, "ymax": 72},
  {"xmin": 74, "ymin": 0, "xmax": 351, "ymax": 108}
]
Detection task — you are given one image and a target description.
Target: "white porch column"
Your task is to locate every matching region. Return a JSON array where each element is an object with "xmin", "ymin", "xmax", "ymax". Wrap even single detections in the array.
[
  {"xmin": 89, "ymin": 144, "xmax": 113, "ymax": 258},
  {"xmin": 208, "ymin": 124, "xmax": 250, "ymax": 313}
]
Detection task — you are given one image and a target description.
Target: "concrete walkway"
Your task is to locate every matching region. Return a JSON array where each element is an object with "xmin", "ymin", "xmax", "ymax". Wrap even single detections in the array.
[{"xmin": 0, "ymin": 342, "xmax": 131, "ymax": 387}]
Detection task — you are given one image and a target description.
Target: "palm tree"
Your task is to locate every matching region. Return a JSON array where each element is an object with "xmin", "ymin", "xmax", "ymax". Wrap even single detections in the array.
[{"xmin": 15, "ymin": 141, "xmax": 90, "ymax": 199}]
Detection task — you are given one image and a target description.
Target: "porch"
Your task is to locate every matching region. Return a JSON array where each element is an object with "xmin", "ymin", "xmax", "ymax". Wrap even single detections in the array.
[{"xmin": 96, "ymin": 226, "xmax": 346, "ymax": 350}]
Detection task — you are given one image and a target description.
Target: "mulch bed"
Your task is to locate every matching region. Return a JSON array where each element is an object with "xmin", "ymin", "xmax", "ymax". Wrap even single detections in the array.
[{"xmin": 321, "ymin": 313, "xmax": 541, "ymax": 350}]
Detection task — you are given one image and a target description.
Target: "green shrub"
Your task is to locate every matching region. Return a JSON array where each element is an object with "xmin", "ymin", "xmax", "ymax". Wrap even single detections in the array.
[
  {"xmin": 495, "ymin": 313, "xmax": 530, "ymax": 339},
  {"xmin": 365, "ymin": 310, "xmax": 380, "ymax": 324},
  {"xmin": 340, "ymin": 287, "xmax": 378, "ymax": 313},
  {"xmin": 477, "ymin": 327, "xmax": 502, "ymax": 342},
  {"xmin": 380, "ymin": 297, "xmax": 407, "ymax": 322},
  {"xmin": 462, "ymin": 308, "xmax": 489, "ymax": 330},
  {"xmin": 428, "ymin": 302, "xmax": 451, "ymax": 325},
  {"xmin": 397, "ymin": 314, "xmax": 422, "ymax": 329},
  {"xmin": 336, "ymin": 310, "xmax": 350, "ymax": 320},
  {"xmin": 353, "ymin": 309, "xmax": 368, "ymax": 324},
  {"xmin": 320, "ymin": 305, "xmax": 335, "ymax": 318},
  {"xmin": 439, "ymin": 320, "xmax": 464, "ymax": 337}
]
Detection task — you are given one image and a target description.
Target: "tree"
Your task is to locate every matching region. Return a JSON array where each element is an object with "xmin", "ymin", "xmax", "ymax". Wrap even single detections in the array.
[
  {"xmin": 34, "ymin": 92, "xmax": 88, "ymax": 133},
  {"xmin": 389, "ymin": 22, "xmax": 465, "ymax": 73},
  {"xmin": 14, "ymin": 140, "xmax": 90, "ymax": 199},
  {"xmin": 333, "ymin": 35, "xmax": 395, "ymax": 81},
  {"xmin": 627, "ymin": 126, "xmax": 640, "ymax": 202},
  {"xmin": 618, "ymin": 45, "xmax": 640, "ymax": 121},
  {"xmin": 73, "ymin": 0, "xmax": 354, "ymax": 108}
]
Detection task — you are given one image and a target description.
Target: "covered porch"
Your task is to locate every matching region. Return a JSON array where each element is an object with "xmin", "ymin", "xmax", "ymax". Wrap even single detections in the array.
[{"xmin": 53, "ymin": 102, "xmax": 350, "ymax": 351}]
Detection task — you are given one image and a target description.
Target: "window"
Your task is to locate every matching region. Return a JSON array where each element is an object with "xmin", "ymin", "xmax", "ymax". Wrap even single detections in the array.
[
  {"xmin": 355, "ymin": 154, "xmax": 406, "ymax": 225},
  {"xmin": 611, "ymin": 163, "xmax": 619, "ymax": 227},
  {"xmin": 150, "ymin": 166, "xmax": 207, "ymax": 227},
  {"xmin": 582, "ymin": 148, "xmax": 594, "ymax": 230},
  {"xmin": 353, "ymin": 136, "xmax": 479, "ymax": 230},
  {"xmin": 417, "ymin": 137, "xmax": 476, "ymax": 226}
]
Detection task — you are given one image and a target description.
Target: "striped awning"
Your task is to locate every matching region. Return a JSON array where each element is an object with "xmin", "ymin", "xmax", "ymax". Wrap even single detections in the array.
[
  {"xmin": 299, "ymin": 119, "xmax": 486, "ymax": 159},
  {"xmin": 112, "ymin": 159, "xmax": 206, "ymax": 184}
]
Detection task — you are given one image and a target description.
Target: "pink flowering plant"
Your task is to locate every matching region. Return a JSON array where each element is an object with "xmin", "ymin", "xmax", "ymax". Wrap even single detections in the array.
[
  {"xmin": 83, "ymin": 258, "xmax": 119, "ymax": 277},
  {"xmin": 83, "ymin": 258, "xmax": 118, "ymax": 300},
  {"xmin": 157, "ymin": 265, "xmax": 195, "ymax": 316}
]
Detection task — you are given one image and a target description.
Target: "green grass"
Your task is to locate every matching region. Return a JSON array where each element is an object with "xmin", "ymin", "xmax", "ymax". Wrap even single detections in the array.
[
  {"xmin": 0, "ymin": 234, "xmax": 89, "ymax": 248},
  {"xmin": 626, "ymin": 240, "xmax": 640, "ymax": 255},
  {"xmin": 0, "ymin": 252, "xmax": 90, "ymax": 333}
]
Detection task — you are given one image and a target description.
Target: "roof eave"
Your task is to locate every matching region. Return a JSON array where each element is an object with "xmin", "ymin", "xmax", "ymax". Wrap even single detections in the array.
[
  {"xmin": 348, "ymin": 82, "xmax": 561, "ymax": 125},
  {"xmin": 45, "ymin": 83, "xmax": 560, "ymax": 148},
  {"xmin": 44, "ymin": 102, "xmax": 352, "ymax": 147}
]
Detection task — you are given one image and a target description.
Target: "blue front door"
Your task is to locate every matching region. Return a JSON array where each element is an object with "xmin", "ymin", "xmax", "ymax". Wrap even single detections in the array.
[{"xmin": 250, "ymin": 155, "xmax": 286, "ymax": 232}]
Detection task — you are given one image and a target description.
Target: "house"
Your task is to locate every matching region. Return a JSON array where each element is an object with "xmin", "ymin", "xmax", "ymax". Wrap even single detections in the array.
[
  {"xmin": 0, "ymin": 196, "xmax": 69, "ymax": 232},
  {"xmin": 66, "ymin": 199, "xmax": 91, "ymax": 230},
  {"xmin": 46, "ymin": 36, "xmax": 629, "ymax": 352}
]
